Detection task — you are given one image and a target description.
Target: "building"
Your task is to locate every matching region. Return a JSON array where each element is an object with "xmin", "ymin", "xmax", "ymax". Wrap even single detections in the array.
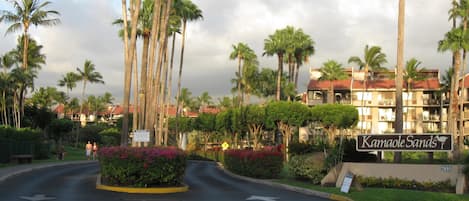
[{"xmin": 306, "ymin": 68, "xmax": 447, "ymax": 135}]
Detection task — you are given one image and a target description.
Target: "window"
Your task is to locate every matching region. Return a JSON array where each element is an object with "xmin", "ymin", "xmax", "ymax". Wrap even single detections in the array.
[
  {"xmin": 355, "ymin": 92, "xmax": 372, "ymax": 101},
  {"xmin": 357, "ymin": 107, "xmax": 371, "ymax": 115},
  {"xmin": 403, "ymin": 92, "xmax": 413, "ymax": 100}
]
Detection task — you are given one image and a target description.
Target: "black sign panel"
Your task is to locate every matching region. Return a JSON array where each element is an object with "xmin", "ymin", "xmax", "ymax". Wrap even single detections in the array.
[{"xmin": 356, "ymin": 134, "xmax": 453, "ymax": 152}]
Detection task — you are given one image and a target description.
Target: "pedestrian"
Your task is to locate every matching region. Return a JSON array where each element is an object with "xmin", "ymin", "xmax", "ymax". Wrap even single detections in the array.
[
  {"xmin": 92, "ymin": 142, "xmax": 98, "ymax": 160},
  {"xmin": 85, "ymin": 141, "xmax": 92, "ymax": 160},
  {"xmin": 57, "ymin": 145, "xmax": 65, "ymax": 160}
]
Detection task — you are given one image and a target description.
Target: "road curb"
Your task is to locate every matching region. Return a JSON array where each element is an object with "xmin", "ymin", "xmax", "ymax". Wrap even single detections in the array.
[
  {"xmin": 95, "ymin": 174, "xmax": 189, "ymax": 194},
  {"xmin": 216, "ymin": 162, "xmax": 353, "ymax": 201},
  {"xmin": 0, "ymin": 160, "xmax": 96, "ymax": 183}
]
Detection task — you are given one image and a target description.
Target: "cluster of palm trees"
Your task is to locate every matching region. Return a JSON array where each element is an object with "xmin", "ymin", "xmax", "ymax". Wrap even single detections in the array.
[
  {"xmin": 229, "ymin": 26, "xmax": 314, "ymax": 105},
  {"xmin": 119, "ymin": 0, "xmax": 203, "ymax": 146},
  {"xmin": 437, "ymin": 0, "xmax": 469, "ymax": 158}
]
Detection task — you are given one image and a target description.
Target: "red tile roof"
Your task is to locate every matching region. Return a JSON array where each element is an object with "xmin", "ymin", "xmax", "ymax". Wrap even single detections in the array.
[{"xmin": 308, "ymin": 79, "xmax": 440, "ymax": 90}]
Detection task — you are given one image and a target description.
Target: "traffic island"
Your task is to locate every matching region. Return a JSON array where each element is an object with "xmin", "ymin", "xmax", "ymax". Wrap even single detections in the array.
[
  {"xmin": 96, "ymin": 175, "xmax": 189, "ymax": 194},
  {"xmin": 96, "ymin": 146, "xmax": 188, "ymax": 194}
]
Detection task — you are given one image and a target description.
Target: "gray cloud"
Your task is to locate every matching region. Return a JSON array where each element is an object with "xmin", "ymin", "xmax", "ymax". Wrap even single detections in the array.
[{"xmin": 0, "ymin": 0, "xmax": 457, "ymax": 103}]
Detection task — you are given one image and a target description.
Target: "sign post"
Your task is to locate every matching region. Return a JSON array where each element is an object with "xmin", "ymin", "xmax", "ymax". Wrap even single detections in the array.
[
  {"xmin": 340, "ymin": 173, "xmax": 354, "ymax": 193},
  {"xmin": 133, "ymin": 130, "xmax": 150, "ymax": 143}
]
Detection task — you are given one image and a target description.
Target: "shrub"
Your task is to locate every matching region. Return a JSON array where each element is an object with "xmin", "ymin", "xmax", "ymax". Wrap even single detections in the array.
[
  {"xmin": 224, "ymin": 149, "xmax": 283, "ymax": 179},
  {"xmin": 98, "ymin": 128, "xmax": 120, "ymax": 146},
  {"xmin": 288, "ymin": 153, "xmax": 326, "ymax": 184},
  {"xmin": 356, "ymin": 176, "xmax": 454, "ymax": 193},
  {"xmin": 98, "ymin": 146, "xmax": 186, "ymax": 187},
  {"xmin": 288, "ymin": 142, "xmax": 319, "ymax": 156}
]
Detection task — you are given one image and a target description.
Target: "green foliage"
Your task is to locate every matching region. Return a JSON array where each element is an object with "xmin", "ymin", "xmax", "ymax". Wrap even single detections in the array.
[
  {"xmin": 48, "ymin": 118, "xmax": 73, "ymax": 143},
  {"xmin": 79, "ymin": 124, "xmax": 108, "ymax": 143},
  {"xmin": 98, "ymin": 128, "xmax": 120, "ymax": 146},
  {"xmin": 195, "ymin": 113, "xmax": 216, "ymax": 132},
  {"xmin": 168, "ymin": 117, "xmax": 194, "ymax": 133},
  {"xmin": 288, "ymin": 153, "xmax": 326, "ymax": 184},
  {"xmin": 265, "ymin": 101, "xmax": 311, "ymax": 129},
  {"xmin": 310, "ymin": 104, "xmax": 358, "ymax": 129},
  {"xmin": 357, "ymin": 176, "xmax": 454, "ymax": 193},
  {"xmin": 341, "ymin": 138, "xmax": 377, "ymax": 162},
  {"xmin": 22, "ymin": 105, "xmax": 55, "ymax": 130},
  {"xmin": 99, "ymin": 147, "xmax": 186, "ymax": 187},
  {"xmin": 224, "ymin": 149, "xmax": 283, "ymax": 179},
  {"xmin": 288, "ymin": 142, "xmax": 320, "ymax": 156},
  {"xmin": 0, "ymin": 126, "xmax": 45, "ymax": 161}
]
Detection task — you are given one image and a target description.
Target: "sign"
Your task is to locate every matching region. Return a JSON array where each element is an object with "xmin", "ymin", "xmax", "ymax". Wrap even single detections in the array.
[
  {"xmin": 133, "ymin": 130, "xmax": 150, "ymax": 142},
  {"xmin": 357, "ymin": 134, "xmax": 452, "ymax": 152},
  {"xmin": 340, "ymin": 173, "xmax": 353, "ymax": 193},
  {"xmin": 222, "ymin": 141, "xmax": 229, "ymax": 151}
]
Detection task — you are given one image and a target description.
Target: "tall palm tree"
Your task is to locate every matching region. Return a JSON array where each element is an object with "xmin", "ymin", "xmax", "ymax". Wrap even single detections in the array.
[
  {"xmin": 348, "ymin": 45, "xmax": 387, "ymax": 133},
  {"xmin": 229, "ymin": 42, "xmax": 256, "ymax": 106},
  {"xmin": 198, "ymin": 91, "xmax": 212, "ymax": 108},
  {"xmin": 403, "ymin": 58, "xmax": 426, "ymax": 127},
  {"xmin": 58, "ymin": 72, "xmax": 79, "ymax": 96},
  {"xmin": 264, "ymin": 28, "xmax": 288, "ymax": 101},
  {"xmin": 174, "ymin": 0, "xmax": 202, "ymax": 137},
  {"xmin": 0, "ymin": 0, "xmax": 60, "ymax": 69},
  {"xmin": 395, "ymin": 0, "xmax": 406, "ymax": 163},
  {"xmin": 319, "ymin": 60, "xmax": 348, "ymax": 103},
  {"xmin": 438, "ymin": 27, "xmax": 469, "ymax": 157},
  {"xmin": 76, "ymin": 60, "xmax": 104, "ymax": 120},
  {"xmin": 293, "ymin": 31, "xmax": 315, "ymax": 89}
]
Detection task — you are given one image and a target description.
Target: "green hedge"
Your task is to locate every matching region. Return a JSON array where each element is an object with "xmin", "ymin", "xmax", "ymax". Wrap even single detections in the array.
[
  {"xmin": 0, "ymin": 126, "xmax": 47, "ymax": 162},
  {"xmin": 224, "ymin": 149, "xmax": 283, "ymax": 179},
  {"xmin": 288, "ymin": 153, "xmax": 326, "ymax": 184},
  {"xmin": 98, "ymin": 146, "xmax": 186, "ymax": 187},
  {"xmin": 357, "ymin": 176, "xmax": 454, "ymax": 193}
]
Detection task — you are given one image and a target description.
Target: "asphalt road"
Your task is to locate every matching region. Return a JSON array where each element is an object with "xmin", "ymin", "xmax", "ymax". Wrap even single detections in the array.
[{"xmin": 0, "ymin": 161, "xmax": 329, "ymax": 201}]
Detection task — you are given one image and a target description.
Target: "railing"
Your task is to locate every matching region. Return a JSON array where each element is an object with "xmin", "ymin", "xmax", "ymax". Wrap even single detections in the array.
[
  {"xmin": 379, "ymin": 116, "xmax": 395, "ymax": 121},
  {"xmin": 423, "ymin": 99, "xmax": 440, "ymax": 105},
  {"xmin": 378, "ymin": 100, "xmax": 394, "ymax": 106}
]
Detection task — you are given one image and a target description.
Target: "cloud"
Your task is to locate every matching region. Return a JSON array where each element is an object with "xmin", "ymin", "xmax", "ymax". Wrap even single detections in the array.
[{"xmin": 0, "ymin": 0, "xmax": 457, "ymax": 103}]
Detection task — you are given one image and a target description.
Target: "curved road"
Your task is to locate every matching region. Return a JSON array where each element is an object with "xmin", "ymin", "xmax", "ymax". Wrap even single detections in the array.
[{"xmin": 0, "ymin": 161, "xmax": 329, "ymax": 201}]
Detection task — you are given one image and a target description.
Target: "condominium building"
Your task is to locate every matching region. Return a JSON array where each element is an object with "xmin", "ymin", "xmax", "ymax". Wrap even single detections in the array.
[{"xmin": 306, "ymin": 68, "xmax": 446, "ymax": 136}]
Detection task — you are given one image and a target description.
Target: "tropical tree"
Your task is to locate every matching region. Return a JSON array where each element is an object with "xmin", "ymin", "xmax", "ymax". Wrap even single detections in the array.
[
  {"xmin": 403, "ymin": 58, "xmax": 427, "ymax": 125},
  {"xmin": 76, "ymin": 60, "xmax": 104, "ymax": 116},
  {"xmin": 264, "ymin": 28, "xmax": 287, "ymax": 101},
  {"xmin": 395, "ymin": 0, "xmax": 406, "ymax": 163},
  {"xmin": 229, "ymin": 42, "xmax": 256, "ymax": 105},
  {"xmin": 58, "ymin": 72, "xmax": 79, "ymax": 96},
  {"xmin": 438, "ymin": 27, "xmax": 469, "ymax": 157},
  {"xmin": 318, "ymin": 60, "xmax": 347, "ymax": 103},
  {"xmin": 244, "ymin": 105, "xmax": 266, "ymax": 150},
  {"xmin": 217, "ymin": 96, "xmax": 234, "ymax": 110},
  {"xmin": 0, "ymin": 0, "xmax": 60, "ymax": 69},
  {"xmin": 197, "ymin": 91, "xmax": 213, "ymax": 108},
  {"xmin": 175, "ymin": 0, "xmax": 203, "ymax": 136}
]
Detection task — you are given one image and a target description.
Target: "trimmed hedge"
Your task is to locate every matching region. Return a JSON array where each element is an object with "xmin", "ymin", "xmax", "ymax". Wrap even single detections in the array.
[
  {"xmin": 357, "ymin": 176, "xmax": 454, "ymax": 193},
  {"xmin": 0, "ymin": 126, "xmax": 47, "ymax": 162},
  {"xmin": 98, "ymin": 146, "xmax": 186, "ymax": 187},
  {"xmin": 224, "ymin": 149, "xmax": 283, "ymax": 179}
]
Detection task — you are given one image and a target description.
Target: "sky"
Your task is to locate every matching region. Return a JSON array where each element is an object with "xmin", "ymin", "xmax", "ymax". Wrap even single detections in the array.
[{"xmin": 0, "ymin": 0, "xmax": 454, "ymax": 104}]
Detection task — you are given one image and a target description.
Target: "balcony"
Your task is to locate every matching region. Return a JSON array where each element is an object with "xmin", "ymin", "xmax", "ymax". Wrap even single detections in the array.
[
  {"xmin": 378, "ymin": 99, "xmax": 394, "ymax": 106},
  {"xmin": 423, "ymin": 99, "xmax": 440, "ymax": 105},
  {"xmin": 422, "ymin": 114, "xmax": 440, "ymax": 121},
  {"xmin": 379, "ymin": 115, "xmax": 395, "ymax": 121},
  {"xmin": 465, "ymin": 112, "xmax": 469, "ymax": 119}
]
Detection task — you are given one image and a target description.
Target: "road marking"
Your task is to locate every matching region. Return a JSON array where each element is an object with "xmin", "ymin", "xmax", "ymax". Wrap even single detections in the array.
[
  {"xmin": 20, "ymin": 194, "xmax": 56, "ymax": 201},
  {"xmin": 246, "ymin": 195, "xmax": 279, "ymax": 201}
]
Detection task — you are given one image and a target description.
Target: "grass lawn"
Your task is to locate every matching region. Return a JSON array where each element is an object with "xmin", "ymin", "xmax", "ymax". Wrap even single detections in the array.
[
  {"xmin": 275, "ymin": 179, "xmax": 469, "ymax": 201},
  {"xmin": 0, "ymin": 145, "xmax": 87, "ymax": 168}
]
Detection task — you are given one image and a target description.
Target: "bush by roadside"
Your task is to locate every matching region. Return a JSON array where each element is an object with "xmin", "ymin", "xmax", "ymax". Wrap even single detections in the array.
[
  {"xmin": 98, "ymin": 146, "xmax": 186, "ymax": 187},
  {"xmin": 288, "ymin": 153, "xmax": 326, "ymax": 184},
  {"xmin": 224, "ymin": 149, "xmax": 283, "ymax": 179}
]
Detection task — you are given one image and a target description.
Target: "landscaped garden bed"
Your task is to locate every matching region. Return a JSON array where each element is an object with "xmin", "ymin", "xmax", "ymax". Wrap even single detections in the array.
[
  {"xmin": 98, "ymin": 146, "xmax": 186, "ymax": 188},
  {"xmin": 223, "ymin": 149, "xmax": 283, "ymax": 179}
]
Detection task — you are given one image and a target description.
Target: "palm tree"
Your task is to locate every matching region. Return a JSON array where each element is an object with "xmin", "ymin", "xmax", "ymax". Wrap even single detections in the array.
[
  {"xmin": 0, "ymin": 0, "xmax": 60, "ymax": 69},
  {"xmin": 438, "ymin": 27, "xmax": 469, "ymax": 157},
  {"xmin": 395, "ymin": 0, "xmax": 406, "ymax": 163},
  {"xmin": 229, "ymin": 42, "xmax": 256, "ymax": 106},
  {"xmin": 58, "ymin": 72, "xmax": 79, "ymax": 96},
  {"xmin": 293, "ymin": 31, "xmax": 315, "ymax": 89},
  {"xmin": 319, "ymin": 60, "xmax": 348, "ymax": 103},
  {"xmin": 264, "ymin": 28, "xmax": 288, "ymax": 101},
  {"xmin": 178, "ymin": 87, "xmax": 192, "ymax": 115},
  {"xmin": 403, "ymin": 58, "xmax": 426, "ymax": 126},
  {"xmin": 198, "ymin": 91, "xmax": 213, "ymax": 108},
  {"xmin": 76, "ymin": 60, "xmax": 104, "ymax": 120},
  {"xmin": 174, "ymin": 0, "xmax": 202, "ymax": 138},
  {"xmin": 348, "ymin": 45, "xmax": 387, "ymax": 133}
]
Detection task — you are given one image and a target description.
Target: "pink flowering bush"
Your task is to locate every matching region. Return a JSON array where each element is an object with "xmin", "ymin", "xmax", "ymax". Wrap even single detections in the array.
[
  {"xmin": 98, "ymin": 146, "xmax": 186, "ymax": 187},
  {"xmin": 224, "ymin": 149, "xmax": 283, "ymax": 179}
]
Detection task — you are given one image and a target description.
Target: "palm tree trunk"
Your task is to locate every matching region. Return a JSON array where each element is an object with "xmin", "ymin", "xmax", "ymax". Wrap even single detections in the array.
[
  {"xmin": 394, "ymin": 0, "xmax": 405, "ymax": 163},
  {"xmin": 22, "ymin": 31, "xmax": 29, "ymax": 69},
  {"xmin": 294, "ymin": 63, "xmax": 300, "ymax": 90},
  {"xmin": 164, "ymin": 32, "xmax": 177, "ymax": 145},
  {"xmin": 276, "ymin": 54, "xmax": 284, "ymax": 101},
  {"xmin": 459, "ymin": 18, "xmax": 467, "ymax": 154},
  {"xmin": 175, "ymin": 20, "xmax": 187, "ymax": 137},
  {"xmin": 121, "ymin": 0, "xmax": 141, "ymax": 147},
  {"xmin": 139, "ymin": 34, "xmax": 150, "ymax": 129},
  {"xmin": 453, "ymin": 50, "xmax": 462, "ymax": 157},
  {"xmin": 158, "ymin": 40, "xmax": 169, "ymax": 146},
  {"xmin": 132, "ymin": 50, "xmax": 139, "ymax": 133},
  {"xmin": 237, "ymin": 54, "xmax": 242, "ymax": 106}
]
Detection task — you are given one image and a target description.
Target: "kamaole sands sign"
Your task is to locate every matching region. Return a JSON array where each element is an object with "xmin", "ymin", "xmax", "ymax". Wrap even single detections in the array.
[{"xmin": 356, "ymin": 134, "xmax": 452, "ymax": 152}]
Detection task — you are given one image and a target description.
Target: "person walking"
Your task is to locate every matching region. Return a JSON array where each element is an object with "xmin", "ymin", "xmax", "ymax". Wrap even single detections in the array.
[
  {"xmin": 85, "ymin": 141, "xmax": 92, "ymax": 160},
  {"xmin": 92, "ymin": 142, "xmax": 98, "ymax": 160}
]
